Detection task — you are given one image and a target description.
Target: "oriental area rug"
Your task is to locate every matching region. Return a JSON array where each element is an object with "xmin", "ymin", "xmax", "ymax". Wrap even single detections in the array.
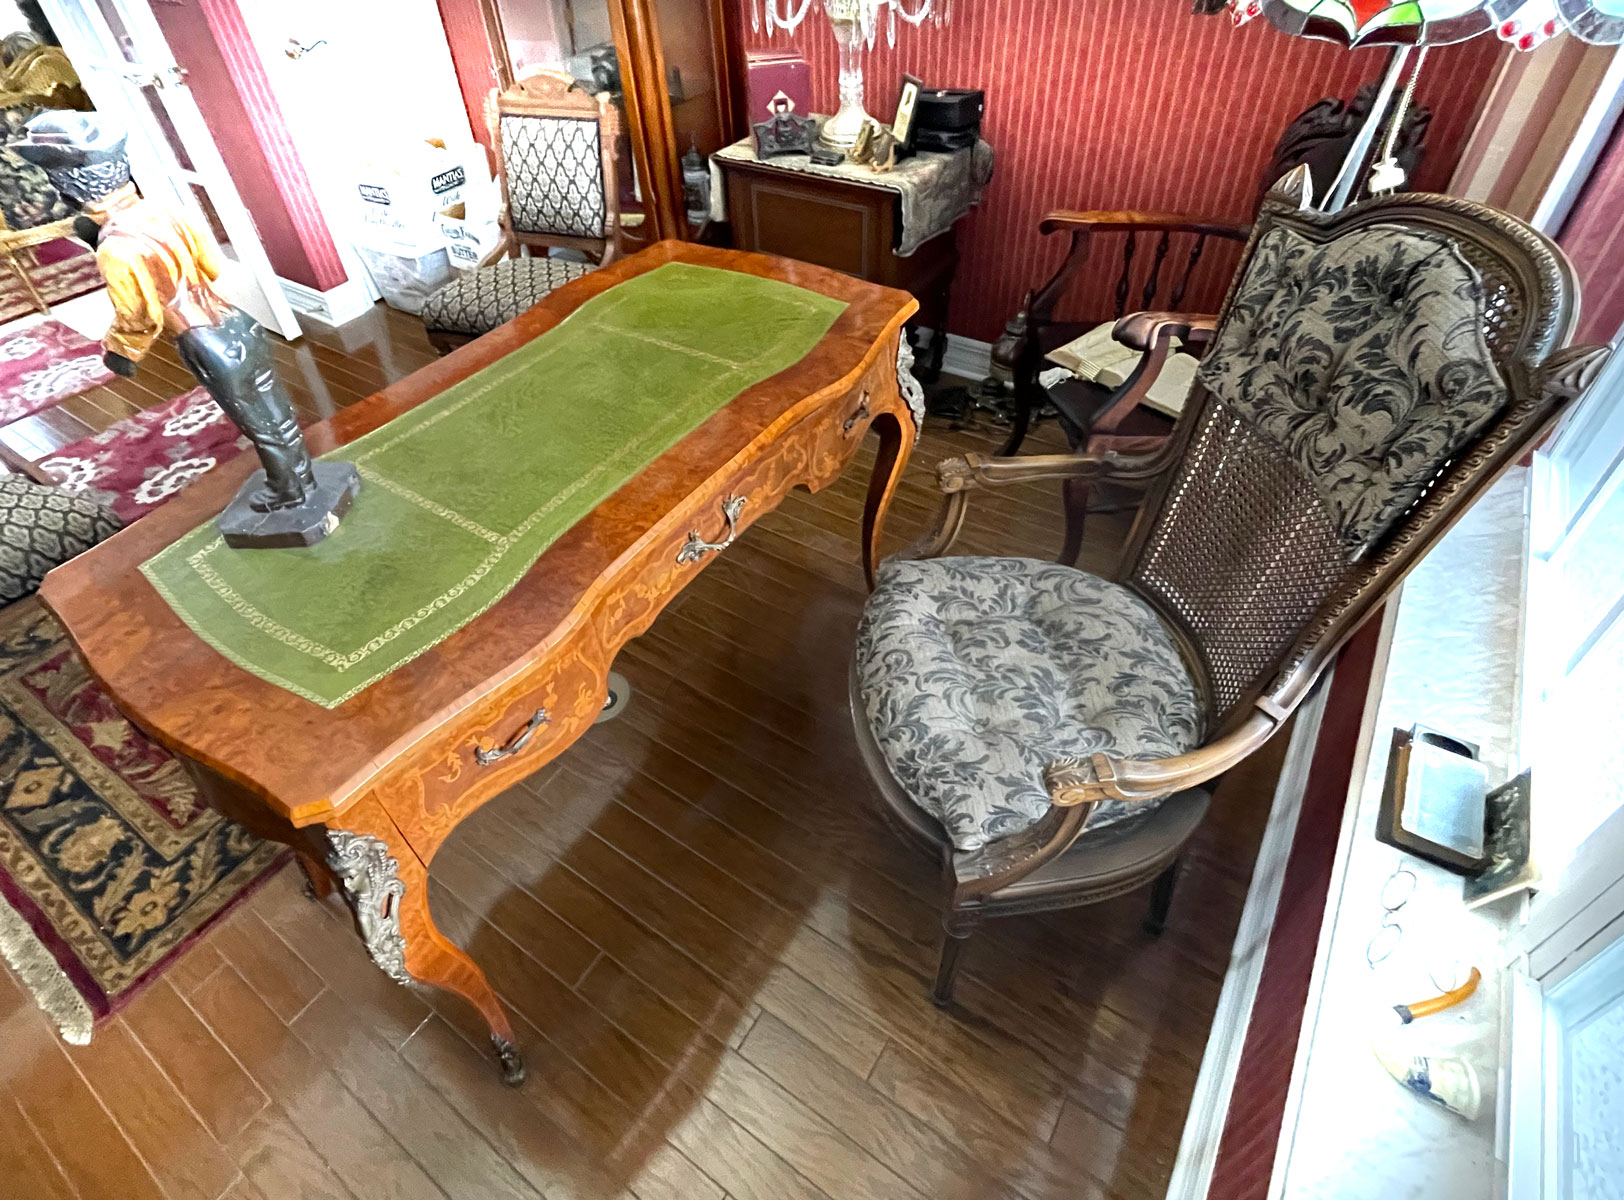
[
  {"xmin": 0, "ymin": 318, "xmax": 113, "ymax": 421},
  {"xmin": 0, "ymin": 380, "xmax": 274, "ymax": 1040},
  {"xmin": 39, "ymin": 387, "xmax": 250, "ymax": 524},
  {"xmin": 0, "ymin": 599, "xmax": 284, "ymax": 1041},
  {"xmin": 0, "ymin": 244, "xmax": 104, "ymax": 327}
]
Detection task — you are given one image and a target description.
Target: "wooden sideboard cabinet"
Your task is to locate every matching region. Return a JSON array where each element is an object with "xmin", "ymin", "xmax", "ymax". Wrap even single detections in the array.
[{"xmin": 715, "ymin": 158, "xmax": 956, "ymax": 380}]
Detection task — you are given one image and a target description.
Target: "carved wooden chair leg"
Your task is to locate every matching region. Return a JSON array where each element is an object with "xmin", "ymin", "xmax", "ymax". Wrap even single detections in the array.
[
  {"xmin": 998, "ymin": 387, "xmax": 1033, "ymax": 457},
  {"xmin": 932, "ymin": 909, "xmax": 982, "ymax": 1007},
  {"xmin": 1143, "ymin": 855, "xmax": 1183, "ymax": 936},
  {"xmin": 1058, "ymin": 476, "xmax": 1091, "ymax": 566}
]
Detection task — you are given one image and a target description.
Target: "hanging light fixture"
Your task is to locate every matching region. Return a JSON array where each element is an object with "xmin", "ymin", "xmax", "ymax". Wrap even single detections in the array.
[
  {"xmin": 752, "ymin": 0, "xmax": 951, "ymax": 149},
  {"xmin": 1207, "ymin": 0, "xmax": 1624, "ymax": 208}
]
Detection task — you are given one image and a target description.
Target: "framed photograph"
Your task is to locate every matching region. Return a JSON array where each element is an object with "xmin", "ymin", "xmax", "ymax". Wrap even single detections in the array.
[{"xmin": 891, "ymin": 74, "xmax": 922, "ymax": 156}]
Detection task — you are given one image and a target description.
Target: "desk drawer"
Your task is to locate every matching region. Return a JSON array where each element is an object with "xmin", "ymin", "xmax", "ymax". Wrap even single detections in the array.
[{"xmin": 371, "ymin": 358, "xmax": 890, "ymax": 845}]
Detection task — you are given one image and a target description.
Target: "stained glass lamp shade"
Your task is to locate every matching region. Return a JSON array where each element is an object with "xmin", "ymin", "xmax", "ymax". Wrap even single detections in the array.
[
  {"xmin": 1215, "ymin": 0, "xmax": 1623, "ymax": 208},
  {"xmin": 1227, "ymin": 0, "xmax": 1624, "ymax": 46},
  {"xmin": 1259, "ymin": 0, "xmax": 1496, "ymax": 45}
]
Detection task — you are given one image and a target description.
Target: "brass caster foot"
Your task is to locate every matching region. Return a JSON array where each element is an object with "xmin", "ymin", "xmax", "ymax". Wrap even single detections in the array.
[{"xmin": 492, "ymin": 1035, "xmax": 525, "ymax": 1086}]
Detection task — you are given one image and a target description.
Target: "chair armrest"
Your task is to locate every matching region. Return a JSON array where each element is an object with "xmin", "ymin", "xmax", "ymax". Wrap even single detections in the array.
[
  {"xmin": 1081, "ymin": 311, "xmax": 1219, "ymax": 434},
  {"xmin": 936, "ymin": 448, "xmax": 1173, "ymax": 494},
  {"xmin": 944, "ymin": 710, "xmax": 1278, "ymax": 901},
  {"xmin": 1044, "ymin": 710, "xmax": 1280, "ymax": 807},
  {"xmin": 1111, "ymin": 311, "xmax": 1219, "ymax": 353},
  {"xmin": 1037, "ymin": 210, "xmax": 1249, "ymax": 240},
  {"xmin": 902, "ymin": 448, "xmax": 1178, "ymax": 562}
]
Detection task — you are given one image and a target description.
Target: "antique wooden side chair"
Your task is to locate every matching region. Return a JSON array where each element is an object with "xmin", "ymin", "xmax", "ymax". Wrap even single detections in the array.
[
  {"xmin": 991, "ymin": 211, "xmax": 1249, "ymax": 459},
  {"xmin": 992, "ymin": 85, "xmax": 1433, "ymax": 477},
  {"xmin": 421, "ymin": 70, "xmax": 621, "ymax": 354},
  {"xmin": 851, "ymin": 170, "xmax": 1610, "ymax": 1004}
]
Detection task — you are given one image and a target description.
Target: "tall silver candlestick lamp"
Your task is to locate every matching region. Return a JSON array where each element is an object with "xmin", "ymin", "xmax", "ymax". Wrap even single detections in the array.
[{"xmin": 752, "ymin": 0, "xmax": 950, "ymax": 149}]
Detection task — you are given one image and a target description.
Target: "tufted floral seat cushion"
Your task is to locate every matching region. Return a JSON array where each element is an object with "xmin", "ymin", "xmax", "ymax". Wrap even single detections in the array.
[
  {"xmin": 420, "ymin": 257, "xmax": 596, "ymax": 338},
  {"xmin": 855, "ymin": 556, "xmax": 1204, "ymax": 852}
]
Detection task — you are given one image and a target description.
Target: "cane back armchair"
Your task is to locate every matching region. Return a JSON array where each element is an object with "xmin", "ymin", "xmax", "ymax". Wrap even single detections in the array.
[
  {"xmin": 851, "ymin": 169, "xmax": 1611, "ymax": 1004},
  {"xmin": 422, "ymin": 70, "xmax": 622, "ymax": 354}
]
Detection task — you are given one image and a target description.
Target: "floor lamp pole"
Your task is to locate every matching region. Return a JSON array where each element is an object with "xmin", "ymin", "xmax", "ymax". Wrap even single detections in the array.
[{"xmin": 1323, "ymin": 44, "xmax": 1413, "ymax": 212}]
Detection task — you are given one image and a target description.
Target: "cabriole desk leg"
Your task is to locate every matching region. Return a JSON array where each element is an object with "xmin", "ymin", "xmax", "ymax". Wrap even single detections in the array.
[
  {"xmin": 323, "ymin": 797, "xmax": 525, "ymax": 1086},
  {"xmin": 862, "ymin": 340, "xmax": 922, "ymax": 590}
]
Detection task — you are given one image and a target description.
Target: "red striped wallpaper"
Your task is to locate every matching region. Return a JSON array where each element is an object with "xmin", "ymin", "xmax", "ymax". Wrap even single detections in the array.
[
  {"xmin": 153, "ymin": 0, "xmax": 347, "ymax": 291},
  {"xmin": 437, "ymin": 0, "xmax": 507, "ymax": 160},
  {"xmin": 736, "ymin": 0, "xmax": 1505, "ymax": 341},
  {"xmin": 1560, "ymin": 118, "xmax": 1624, "ymax": 344}
]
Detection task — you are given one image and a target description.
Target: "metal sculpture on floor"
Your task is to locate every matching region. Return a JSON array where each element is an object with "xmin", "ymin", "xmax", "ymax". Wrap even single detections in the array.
[{"xmin": 13, "ymin": 112, "xmax": 358, "ymax": 548}]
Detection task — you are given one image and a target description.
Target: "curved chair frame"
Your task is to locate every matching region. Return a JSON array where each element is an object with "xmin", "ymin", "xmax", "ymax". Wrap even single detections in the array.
[{"xmin": 861, "ymin": 168, "xmax": 1612, "ymax": 1003}]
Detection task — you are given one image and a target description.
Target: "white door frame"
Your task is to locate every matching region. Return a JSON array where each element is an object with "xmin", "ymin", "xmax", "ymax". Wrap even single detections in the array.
[{"xmin": 40, "ymin": 0, "xmax": 304, "ymax": 338}]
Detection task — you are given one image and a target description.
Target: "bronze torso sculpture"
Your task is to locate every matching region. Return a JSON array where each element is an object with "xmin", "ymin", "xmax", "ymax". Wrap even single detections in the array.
[{"xmin": 15, "ymin": 112, "xmax": 358, "ymax": 547}]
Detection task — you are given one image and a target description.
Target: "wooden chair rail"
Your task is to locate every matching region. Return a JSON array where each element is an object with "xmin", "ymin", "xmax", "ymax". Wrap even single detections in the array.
[
  {"xmin": 902, "ymin": 444, "xmax": 1175, "ymax": 561},
  {"xmin": 1036, "ymin": 210, "xmax": 1251, "ymax": 239}
]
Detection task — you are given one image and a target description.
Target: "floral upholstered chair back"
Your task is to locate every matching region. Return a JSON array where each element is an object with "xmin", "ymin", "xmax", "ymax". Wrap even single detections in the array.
[
  {"xmin": 1119, "ymin": 169, "xmax": 1594, "ymax": 736},
  {"xmin": 493, "ymin": 72, "xmax": 617, "ymax": 250}
]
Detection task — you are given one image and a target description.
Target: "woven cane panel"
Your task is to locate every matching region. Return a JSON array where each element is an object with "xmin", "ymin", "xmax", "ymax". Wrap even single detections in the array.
[
  {"xmin": 1454, "ymin": 239, "xmax": 1528, "ymax": 371},
  {"xmin": 1131, "ymin": 400, "xmax": 1350, "ymax": 721}
]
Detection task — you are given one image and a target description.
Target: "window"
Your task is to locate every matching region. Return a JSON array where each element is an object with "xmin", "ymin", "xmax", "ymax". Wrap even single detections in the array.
[{"xmin": 1524, "ymin": 341, "xmax": 1624, "ymax": 877}]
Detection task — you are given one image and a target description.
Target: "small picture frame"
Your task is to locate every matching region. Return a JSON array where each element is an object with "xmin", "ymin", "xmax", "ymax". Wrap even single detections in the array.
[{"xmin": 891, "ymin": 74, "xmax": 922, "ymax": 157}]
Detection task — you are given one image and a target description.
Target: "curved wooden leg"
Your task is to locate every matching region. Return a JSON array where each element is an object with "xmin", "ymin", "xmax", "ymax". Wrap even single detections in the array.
[
  {"xmin": 932, "ymin": 909, "xmax": 982, "ymax": 1007},
  {"xmin": 324, "ymin": 799, "xmax": 524, "ymax": 1085},
  {"xmin": 862, "ymin": 410, "xmax": 914, "ymax": 590},
  {"xmin": 1059, "ymin": 477, "xmax": 1091, "ymax": 567},
  {"xmin": 998, "ymin": 387, "xmax": 1032, "ymax": 457},
  {"xmin": 294, "ymin": 850, "xmax": 334, "ymax": 901},
  {"xmin": 1143, "ymin": 855, "xmax": 1182, "ymax": 936}
]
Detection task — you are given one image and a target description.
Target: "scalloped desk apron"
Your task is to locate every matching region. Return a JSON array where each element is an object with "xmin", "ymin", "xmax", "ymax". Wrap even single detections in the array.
[{"xmin": 141, "ymin": 262, "xmax": 847, "ymax": 707}]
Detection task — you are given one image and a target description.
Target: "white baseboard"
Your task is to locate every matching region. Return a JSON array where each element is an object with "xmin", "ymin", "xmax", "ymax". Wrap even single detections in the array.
[
  {"xmin": 280, "ymin": 276, "xmax": 377, "ymax": 329},
  {"xmin": 914, "ymin": 328, "xmax": 993, "ymax": 382}
]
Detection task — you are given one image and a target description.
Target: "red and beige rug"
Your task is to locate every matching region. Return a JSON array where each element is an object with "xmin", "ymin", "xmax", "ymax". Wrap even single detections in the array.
[
  {"xmin": 0, "ymin": 319, "xmax": 113, "ymax": 423},
  {"xmin": 0, "ymin": 242, "xmax": 105, "ymax": 326},
  {"xmin": 38, "ymin": 387, "xmax": 250, "ymax": 524},
  {"xmin": 0, "ymin": 601, "xmax": 284, "ymax": 1040},
  {"xmin": 1, "ymin": 387, "xmax": 279, "ymax": 1043}
]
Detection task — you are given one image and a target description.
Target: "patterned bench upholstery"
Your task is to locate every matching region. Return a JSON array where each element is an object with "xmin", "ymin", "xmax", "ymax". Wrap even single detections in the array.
[
  {"xmin": 419, "ymin": 257, "xmax": 594, "ymax": 338},
  {"xmin": 0, "ymin": 475, "xmax": 118, "ymax": 603}
]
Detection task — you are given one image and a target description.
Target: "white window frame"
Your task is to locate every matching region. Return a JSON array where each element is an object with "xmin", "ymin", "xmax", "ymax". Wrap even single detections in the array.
[{"xmin": 1506, "ymin": 806, "xmax": 1624, "ymax": 1198}]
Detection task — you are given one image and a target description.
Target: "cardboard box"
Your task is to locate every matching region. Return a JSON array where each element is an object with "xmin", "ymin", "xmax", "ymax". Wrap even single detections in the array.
[
  {"xmin": 353, "ymin": 243, "xmax": 453, "ymax": 315},
  {"xmin": 437, "ymin": 179, "xmax": 504, "ymax": 270},
  {"xmin": 353, "ymin": 140, "xmax": 484, "ymax": 247}
]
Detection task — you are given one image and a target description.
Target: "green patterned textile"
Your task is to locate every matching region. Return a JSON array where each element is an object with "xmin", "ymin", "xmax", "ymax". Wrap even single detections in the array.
[{"xmin": 142, "ymin": 263, "xmax": 846, "ymax": 707}]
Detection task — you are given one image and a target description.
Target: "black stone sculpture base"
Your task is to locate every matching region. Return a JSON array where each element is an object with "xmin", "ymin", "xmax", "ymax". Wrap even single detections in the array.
[{"xmin": 218, "ymin": 461, "xmax": 361, "ymax": 549}]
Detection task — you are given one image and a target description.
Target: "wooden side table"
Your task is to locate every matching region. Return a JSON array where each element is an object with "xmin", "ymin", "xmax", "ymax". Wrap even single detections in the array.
[{"xmin": 715, "ymin": 149, "xmax": 978, "ymax": 382}]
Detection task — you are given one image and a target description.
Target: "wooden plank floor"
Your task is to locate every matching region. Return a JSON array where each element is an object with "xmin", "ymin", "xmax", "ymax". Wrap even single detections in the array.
[{"xmin": 0, "ymin": 302, "xmax": 1285, "ymax": 1200}]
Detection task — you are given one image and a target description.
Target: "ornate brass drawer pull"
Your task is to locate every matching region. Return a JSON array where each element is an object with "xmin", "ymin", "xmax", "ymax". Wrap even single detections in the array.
[
  {"xmin": 475, "ymin": 707, "xmax": 550, "ymax": 766},
  {"xmin": 676, "ymin": 496, "xmax": 747, "ymax": 564},
  {"xmin": 843, "ymin": 393, "xmax": 870, "ymax": 434}
]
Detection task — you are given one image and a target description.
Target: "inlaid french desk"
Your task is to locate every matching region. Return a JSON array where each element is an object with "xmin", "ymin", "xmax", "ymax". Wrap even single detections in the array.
[{"xmin": 39, "ymin": 241, "xmax": 920, "ymax": 1084}]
